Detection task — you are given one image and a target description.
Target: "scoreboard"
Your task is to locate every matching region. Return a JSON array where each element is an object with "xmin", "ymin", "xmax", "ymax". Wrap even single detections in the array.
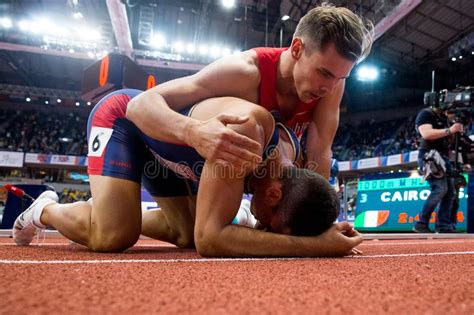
[
  {"xmin": 81, "ymin": 54, "xmax": 156, "ymax": 103},
  {"xmin": 354, "ymin": 175, "xmax": 468, "ymax": 232}
]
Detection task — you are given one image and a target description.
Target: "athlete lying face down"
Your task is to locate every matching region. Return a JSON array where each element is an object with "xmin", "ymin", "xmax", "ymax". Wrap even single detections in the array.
[{"xmin": 13, "ymin": 91, "xmax": 362, "ymax": 257}]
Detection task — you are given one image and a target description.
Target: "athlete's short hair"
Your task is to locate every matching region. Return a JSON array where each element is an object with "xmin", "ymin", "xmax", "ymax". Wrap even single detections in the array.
[
  {"xmin": 294, "ymin": 2, "xmax": 374, "ymax": 64},
  {"xmin": 275, "ymin": 167, "xmax": 340, "ymax": 236}
]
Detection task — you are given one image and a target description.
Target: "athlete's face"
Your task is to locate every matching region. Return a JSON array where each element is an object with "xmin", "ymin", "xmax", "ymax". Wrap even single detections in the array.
[
  {"xmin": 250, "ymin": 193, "xmax": 273, "ymax": 229},
  {"xmin": 249, "ymin": 179, "xmax": 285, "ymax": 232},
  {"xmin": 292, "ymin": 40, "xmax": 354, "ymax": 103}
]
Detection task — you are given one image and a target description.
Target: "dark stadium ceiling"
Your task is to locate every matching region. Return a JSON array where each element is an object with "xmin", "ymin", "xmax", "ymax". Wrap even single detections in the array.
[{"xmin": 0, "ymin": 0, "xmax": 473, "ymax": 105}]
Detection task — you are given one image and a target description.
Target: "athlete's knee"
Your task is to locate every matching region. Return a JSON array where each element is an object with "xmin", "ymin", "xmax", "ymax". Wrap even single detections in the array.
[
  {"xmin": 88, "ymin": 231, "xmax": 140, "ymax": 253},
  {"xmin": 175, "ymin": 230, "xmax": 194, "ymax": 248},
  {"xmin": 88, "ymin": 237, "xmax": 138, "ymax": 253}
]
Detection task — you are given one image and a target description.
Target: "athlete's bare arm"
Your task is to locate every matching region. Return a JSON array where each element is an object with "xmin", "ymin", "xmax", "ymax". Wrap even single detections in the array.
[
  {"xmin": 193, "ymin": 103, "xmax": 362, "ymax": 257},
  {"xmin": 304, "ymin": 81, "xmax": 344, "ymax": 179},
  {"xmin": 126, "ymin": 51, "xmax": 263, "ymax": 168}
]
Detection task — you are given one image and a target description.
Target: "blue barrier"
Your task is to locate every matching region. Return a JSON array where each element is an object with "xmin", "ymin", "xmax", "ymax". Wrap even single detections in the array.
[{"xmin": 1, "ymin": 184, "xmax": 54, "ymax": 229}]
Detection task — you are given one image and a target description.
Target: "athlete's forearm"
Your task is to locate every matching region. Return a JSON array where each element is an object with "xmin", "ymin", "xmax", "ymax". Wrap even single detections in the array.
[
  {"xmin": 126, "ymin": 91, "xmax": 197, "ymax": 145},
  {"xmin": 196, "ymin": 224, "xmax": 329, "ymax": 258},
  {"xmin": 141, "ymin": 209, "xmax": 194, "ymax": 249},
  {"xmin": 306, "ymin": 149, "xmax": 331, "ymax": 180}
]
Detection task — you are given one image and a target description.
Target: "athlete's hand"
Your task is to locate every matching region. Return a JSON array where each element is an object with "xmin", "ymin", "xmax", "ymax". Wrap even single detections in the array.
[
  {"xmin": 317, "ymin": 222, "xmax": 363, "ymax": 257},
  {"xmin": 188, "ymin": 114, "xmax": 262, "ymax": 169}
]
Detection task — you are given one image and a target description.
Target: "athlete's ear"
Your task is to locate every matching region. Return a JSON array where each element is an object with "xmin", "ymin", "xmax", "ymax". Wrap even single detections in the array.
[
  {"xmin": 265, "ymin": 181, "xmax": 283, "ymax": 207},
  {"xmin": 290, "ymin": 37, "xmax": 304, "ymax": 59}
]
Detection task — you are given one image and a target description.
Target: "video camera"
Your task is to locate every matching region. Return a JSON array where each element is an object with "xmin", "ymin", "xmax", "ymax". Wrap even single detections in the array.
[
  {"xmin": 423, "ymin": 72, "xmax": 473, "ymax": 181},
  {"xmin": 424, "ymin": 86, "xmax": 473, "ymax": 111}
]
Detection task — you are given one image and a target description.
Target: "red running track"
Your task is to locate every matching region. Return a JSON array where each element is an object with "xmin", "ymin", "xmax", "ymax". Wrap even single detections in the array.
[{"xmin": 1, "ymin": 237, "xmax": 473, "ymax": 314}]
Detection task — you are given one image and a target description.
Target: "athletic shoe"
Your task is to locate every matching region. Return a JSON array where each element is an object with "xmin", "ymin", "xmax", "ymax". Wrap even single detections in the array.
[
  {"xmin": 412, "ymin": 225, "xmax": 433, "ymax": 233},
  {"xmin": 12, "ymin": 190, "xmax": 58, "ymax": 245}
]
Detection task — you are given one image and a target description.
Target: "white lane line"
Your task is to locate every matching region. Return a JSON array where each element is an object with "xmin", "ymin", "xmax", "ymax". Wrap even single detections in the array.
[
  {"xmin": 360, "ymin": 240, "xmax": 474, "ymax": 246},
  {"xmin": 0, "ymin": 257, "xmax": 306, "ymax": 264},
  {"xmin": 0, "ymin": 251, "xmax": 473, "ymax": 264},
  {"xmin": 351, "ymin": 251, "xmax": 474, "ymax": 258}
]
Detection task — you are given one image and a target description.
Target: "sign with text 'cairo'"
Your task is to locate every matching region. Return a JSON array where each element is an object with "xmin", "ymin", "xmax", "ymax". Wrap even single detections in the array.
[{"xmin": 355, "ymin": 176, "xmax": 467, "ymax": 232}]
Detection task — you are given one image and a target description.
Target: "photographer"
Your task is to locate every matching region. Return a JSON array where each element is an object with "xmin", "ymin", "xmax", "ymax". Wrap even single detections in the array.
[{"xmin": 413, "ymin": 104, "xmax": 462, "ymax": 233}]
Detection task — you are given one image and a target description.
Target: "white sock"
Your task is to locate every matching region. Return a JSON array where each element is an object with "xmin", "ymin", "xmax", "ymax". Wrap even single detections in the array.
[{"xmin": 32, "ymin": 200, "xmax": 56, "ymax": 229}]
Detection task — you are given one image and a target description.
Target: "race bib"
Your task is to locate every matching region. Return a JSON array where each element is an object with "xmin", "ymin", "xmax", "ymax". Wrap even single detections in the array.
[{"xmin": 88, "ymin": 127, "xmax": 113, "ymax": 157}]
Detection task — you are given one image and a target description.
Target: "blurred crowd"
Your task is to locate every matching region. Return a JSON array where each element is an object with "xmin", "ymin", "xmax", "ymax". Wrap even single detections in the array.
[
  {"xmin": 333, "ymin": 117, "xmax": 420, "ymax": 160},
  {"xmin": 58, "ymin": 188, "xmax": 91, "ymax": 203},
  {"xmin": 0, "ymin": 109, "xmax": 88, "ymax": 155},
  {"xmin": 2, "ymin": 107, "xmax": 471, "ymax": 161}
]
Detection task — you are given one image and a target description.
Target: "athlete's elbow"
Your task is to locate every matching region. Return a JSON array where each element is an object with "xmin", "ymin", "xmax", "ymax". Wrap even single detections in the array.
[
  {"xmin": 196, "ymin": 242, "xmax": 216, "ymax": 257},
  {"xmin": 194, "ymin": 229, "xmax": 220, "ymax": 257},
  {"xmin": 125, "ymin": 97, "xmax": 141, "ymax": 123}
]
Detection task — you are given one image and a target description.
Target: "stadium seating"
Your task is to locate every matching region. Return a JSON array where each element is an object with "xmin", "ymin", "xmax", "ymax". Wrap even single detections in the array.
[
  {"xmin": 3, "ymin": 106, "xmax": 472, "ymax": 161},
  {"xmin": 0, "ymin": 109, "xmax": 88, "ymax": 156}
]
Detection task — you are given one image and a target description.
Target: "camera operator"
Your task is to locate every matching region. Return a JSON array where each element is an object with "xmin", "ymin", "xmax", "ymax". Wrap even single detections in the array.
[{"xmin": 413, "ymin": 104, "xmax": 463, "ymax": 233}]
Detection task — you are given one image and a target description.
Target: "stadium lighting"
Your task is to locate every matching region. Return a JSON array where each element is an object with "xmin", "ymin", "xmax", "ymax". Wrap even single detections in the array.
[
  {"xmin": 221, "ymin": 0, "xmax": 235, "ymax": 9},
  {"xmin": 25, "ymin": 97, "xmax": 31, "ymax": 102},
  {"xmin": 151, "ymin": 33, "xmax": 166, "ymax": 48},
  {"xmin": 89, "ymin": 30, "xmax": 101, "ymax": 41},
  {"xmin": 0, "ymin": 17, "xmax": 12, "ymax": 29},
  {"xmin": 56, "ymin": 98, "xmax": 62, "ymax": 103},
  {"xmin": 18, "ymin": 20, "xmax": 30, "ymax": 31},
  {"xmin": 459, "ymin": 55, "xmax": 463, "ymax": 59},
  {"xmin": 356, "ymin": 65, "xmax": 379, "ymax": 82},
  {"xmin": 36, "ymin": 18, "xmax": 55, "ymax": 34},
  {"xmin": 186, "ymin": 43, "xmax": 195, "ymax": 54},
  {"xmin": 281, "ymin": 15, "xmax": 290, "ymax": 21},
  {"xmin": 52, "ymin": 26, "xmax": 70, "ymax": 38},
  {"xmin": 221, "ymin": 47, "xmax": 231, "ymax": 56},
  {"xmin": 199, "ymin": 45, "xmax": 208, "ymax": 55},
  {"xmin": 173, "ymin": 41, "xmax": 184, "ymax": 53},
  {"xmin": 73, "ymin": 12, "xmax": 83, "ymax": 20},
  {"xmin": 86, "ymin": 101, "xmax": 92, "ymax": 106},
  {"xmin": 76, "ymin": 27, "xmax": 101, "ymax": 41},
  {"xmin": 75, "ymin": 101, "xmax": 80, "ymax": 106},
  {"xmin": 451, "ymin": 57, "xmax": 457, "ymax": 61},
  {"xmin": 44, "ymin": 100, "xmax": 49, "ymax": 105},
  {"xmin": 210, "ymin": 45, "xmax": 221, "ymax": 58}
]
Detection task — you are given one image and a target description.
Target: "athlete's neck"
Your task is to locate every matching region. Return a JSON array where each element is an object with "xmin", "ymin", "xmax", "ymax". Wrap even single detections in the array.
[
  {"xmin": 247, "ymin": 130, "xmax": 295, "ymax": 194},
  {"xmin": 275, "ymin": 126, "xmax": 296, "ymax": 166},
  {"xmin": 277, "ymin": 50, "xmax": 297, "ymax": 96}
]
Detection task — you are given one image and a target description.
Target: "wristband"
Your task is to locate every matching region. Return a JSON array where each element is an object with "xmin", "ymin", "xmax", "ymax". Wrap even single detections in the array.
[{"xmin": 445, "ymin": 128, "xmax": 451, "ymax": 135}]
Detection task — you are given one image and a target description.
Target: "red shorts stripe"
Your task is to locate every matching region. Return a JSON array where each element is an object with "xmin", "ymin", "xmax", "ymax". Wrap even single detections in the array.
[{"xmin": 88, "ymin": 93, "xmax": 132, "ymax": 176}]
